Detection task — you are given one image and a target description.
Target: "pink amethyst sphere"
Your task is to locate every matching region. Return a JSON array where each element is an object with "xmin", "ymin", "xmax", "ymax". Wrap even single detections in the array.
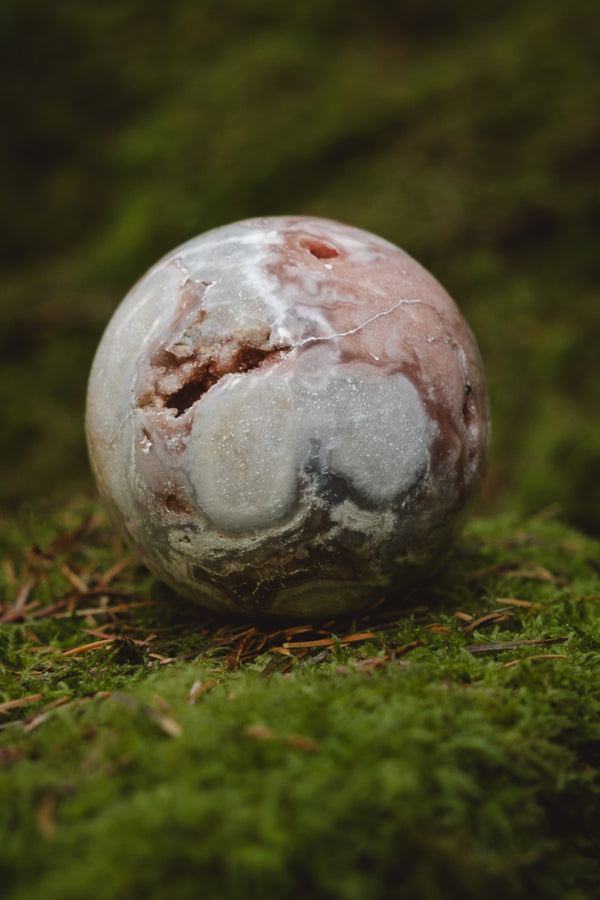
[{"xmin": 86, "ymin": 216, "xmax": 490, "ymax": 619}]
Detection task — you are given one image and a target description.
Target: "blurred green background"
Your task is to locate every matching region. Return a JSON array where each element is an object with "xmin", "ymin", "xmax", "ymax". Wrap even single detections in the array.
[{"xmin": 1, "ymin": 0, "xmax": 599, "ymax": 533}]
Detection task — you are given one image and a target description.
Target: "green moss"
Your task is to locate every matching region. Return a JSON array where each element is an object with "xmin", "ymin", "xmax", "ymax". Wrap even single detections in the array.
[{"xmin": 1, "ymin": 505, "xmax": 600, "ymax": 898}]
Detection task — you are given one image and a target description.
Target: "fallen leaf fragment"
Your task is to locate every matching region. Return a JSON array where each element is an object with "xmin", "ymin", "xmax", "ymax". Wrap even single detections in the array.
[
  {"xmin": 505, "ymin": 565, "xmax": 570, "ymax": 587},
  {"xmin": 283, "ymin": 631, "xmax": 375, "ymax": 649},
  {"xmin": 188, "ymin": 679, "xmax": 217, "ymax": 703},
  {"xmin": 464, "ymin": 636, "xmax": 568, "ymax": 654},
  {"xmin": 22, "ymin": 715, "xmax": 47, "ymax": 733},
  {"xmin": 282, "ymin": 637, "xmax": 333, "ymax": 649},
  {"xmin": 7, "ymin": 579, "xmax": 33, "ymax": 615},
  {"xmin": 469, "ymin": 560, "xmax": 525, "ymax": 581},
  {"xmin": 396, "ymin": 639, "xmax": 425, "ymax": 656},
  {"xmin": 494, "ymin": 597, "xmax": 545, "ymax": 609},
  {"xmin": 109, "ymin": 692, "xmax": 181, "ymax": 736},
  {"xmin": 36, "ymin": 794, "xmax": 57, "ymax": 838},
  {"xmin": 23, "ymin": 627, "xmax": 43, "ymax": 644},
  {"xmin": 81, "ymin": 627, "xmax": 152, "ymax": 646},
  {"xmin": 283, "ymin": 624, "xmax": 322, "ymax": 639},
  {"xmin": 285, "ymin": 734, "xmax": 319, "ymax": 753},
  {"xmin": 0, "ymin": 693, "xmax": 44, "ymax": 715},
  {"xmin": 41, "ymin": 697, "xmax": 70, "ymax": 712},
  {"xmin": 245, "ymin": 724, "xmax": 276, "ymax": 740},
  {"xmin": 336, "ymin": 655, "xmax": 391, "ymax": 675},
  {"xmin": 148, "ymin": 713, "xmax": 182, "ymax": 739},
  {"xmin": 454, "ymin": 612, "xmax": 473, "ymax": 622},
  {"xmin": 62, "ymin": 638, "xmax": 114, "ymax": 658},
  {"xmin": 501, "ymin": 654, "xmax": 569, "ymax": 668},
  {"xmin": 152, "ymin": 694, "xmax": 174, "ymax": 714},
  {"xmin": 101, "ymin": 557, "xmax": 137, "ymax": 585},
  {"xmin": 1, "ymin": 557, "xmax": 17, "ymax": 585},
  {"xmin": 60, "ymin": 563, "xmax": 88, "ymax": 593},
  {"xmin": 469, "ymin": 559, "xmax": 569, "ymax": 586},
  {"xmin": 336, "ymin": 641, "xmax": 422, "ymax": 675},
  {"xmin": 244, "ymin": 724, "xmax": 318, "ymax": 752},
  {"xmin": 340, "ymin": 631, "xmax": 376, "ymax": 643},
  {"xmin": 72, "ymin": 600, "xmax": 159, "ymax": 617},
  {"xmin": 461, "ymin": 610, "xmax": 514, "ymax": 634},
  {"xmin": 0, "ymin": 591, "xmax": 39, "ymax": 623}
]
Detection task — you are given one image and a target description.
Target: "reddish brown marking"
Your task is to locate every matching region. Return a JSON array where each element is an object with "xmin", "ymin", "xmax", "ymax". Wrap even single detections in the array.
[
  {"xmin": 151, "ymin": 348, "xmax": 190, "ymax": 368},
  {"xmin": 299, "ymin": 237, "xmax": 339, "ymax": 260},
  {"xmin": 164, "ymin": 363, "xmax": 219, "ymax": 416},
  {"xmin": 163, "ymin": 344, "xmax": 292, "ymax": 417}
]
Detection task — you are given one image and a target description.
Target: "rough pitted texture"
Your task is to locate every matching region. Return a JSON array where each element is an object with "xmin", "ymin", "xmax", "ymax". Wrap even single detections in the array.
[{"xmin": 86, "ymin": 216, "xmax": 490, "ymax": 618}]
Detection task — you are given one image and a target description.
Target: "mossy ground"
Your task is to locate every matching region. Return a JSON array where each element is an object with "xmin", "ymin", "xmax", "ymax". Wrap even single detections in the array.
[
  {"xmin": 1, "ymin": 501, "xmax": 599, "ymax": 899},
  {"xmin": 2, "ymin": 1, "xmax": 599, "ymax": 896}
]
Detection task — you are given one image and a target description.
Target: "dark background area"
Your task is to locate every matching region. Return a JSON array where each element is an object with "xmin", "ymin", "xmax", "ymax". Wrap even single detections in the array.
[{"xmin": 1, "ymin": 0, "xmax": 599, "ymax": 533}]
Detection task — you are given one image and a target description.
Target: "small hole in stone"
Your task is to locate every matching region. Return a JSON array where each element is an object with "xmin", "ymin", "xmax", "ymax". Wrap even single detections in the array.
[
  {"xmin": 165, "ymin": 494, "xmax": 187, "ymax": 514},
  {"xmin": 300, "ymin": 238, "xmax": 339, "ymax": 260},
  {"xmin": 191, "ymin": 565, "xmax": 205, "ymax": 582},
  {"xmin": 462, "ymin": 383, "xmax": 474, "ymax": 424}
]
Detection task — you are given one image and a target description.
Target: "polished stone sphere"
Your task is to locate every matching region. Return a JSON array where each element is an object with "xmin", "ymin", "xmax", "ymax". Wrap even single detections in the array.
[{"xmin": 86, "ymin": 216, "xmax": 490, "ymax": 618}]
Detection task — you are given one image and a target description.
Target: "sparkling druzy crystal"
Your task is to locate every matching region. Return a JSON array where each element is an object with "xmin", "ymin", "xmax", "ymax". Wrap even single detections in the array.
[{"xmin": 86, "ymin": 216, "xmax": 490, "ymax": 618}]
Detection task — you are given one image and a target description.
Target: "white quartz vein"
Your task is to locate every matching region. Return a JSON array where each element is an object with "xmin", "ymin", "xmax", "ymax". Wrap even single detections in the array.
[{"xmin": 293, "ymin": 298, "xmax": 423, "ymax": 348}]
